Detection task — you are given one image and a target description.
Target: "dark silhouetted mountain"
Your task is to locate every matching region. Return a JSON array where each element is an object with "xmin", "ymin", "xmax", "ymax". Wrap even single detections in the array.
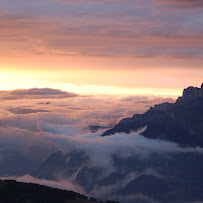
[
  {"xmin": 118, "ymin": 175, "xmax": 169, "ymax": 196},
  {"xmin": 0, "ymin": 179, "xmax": 119, "ymax": 203},
  {"xmin": 34, "ymin": 151, "xmax": 105, "ymax": 190},
  {"xmin": 115, "ymin": 173, "xmax": 203, "ymax": 203},
  {"xmin": 0, "ymin": 179, "xmax": 88, "ymax": 203},
  {"xmin": 35, "ymin": 150, "xmax": 203, "ymax": 203},
  {"xmin": 102, "ymin": 83, "xmax": 203, "ymax": 147},
  {"xmin": 106, "ymin": 201, "xmax": 119, "ymax": 203},
  {"xmin": 76, "ymin": 167, "xmax": 104, "ymax": 187},
  {"xmin": 33, "ymin": 151, "xmax": 89, "ymax": 180}
]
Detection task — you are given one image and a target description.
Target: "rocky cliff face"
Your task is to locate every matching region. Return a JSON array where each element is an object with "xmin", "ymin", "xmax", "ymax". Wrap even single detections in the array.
[
  {"xmin": 177, "ymin": 83, "xmax": 203, "ymax": 101},
  {"xmin": 102, "ymin": 83, "xmax": 203, "ymax": 147},
  {"xmin": 201, "ymin": 83, "xmax": 203, "ymax": 97}
]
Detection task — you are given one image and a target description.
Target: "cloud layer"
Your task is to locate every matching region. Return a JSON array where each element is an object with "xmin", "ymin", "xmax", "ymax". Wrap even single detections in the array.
[
  {"xmin": 0, "ymin": 89, "xmax": 199, "ymax": 174},
  {"xmin": 0, "ymin": 89, "xmax": 202, "ymax": 202},
  {"xmin": 0, "ymin": 0, "xmax": 202, "ymax": 61}
]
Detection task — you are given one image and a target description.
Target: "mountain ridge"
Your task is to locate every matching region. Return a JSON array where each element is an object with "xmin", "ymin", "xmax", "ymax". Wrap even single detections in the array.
[
  {"xmin": 0, "ymin": 179, "xmax": 119, "ymax": 203},
  {"xmin": 102, "ymin": 83, "xmax": 203, "ymax": 147}
]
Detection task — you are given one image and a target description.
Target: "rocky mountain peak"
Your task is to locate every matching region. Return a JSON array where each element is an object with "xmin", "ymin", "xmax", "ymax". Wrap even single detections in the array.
[
  {"xmin": 177, "ymin": 83, "xmax": 203, "ymax": 102},
  {"xmin": 102, "ymin": 83, "xmax": 203, "ymax": 147},
  {"xmin": 200, "ymin": 83, "xmax": 203, "ymax": 97},
  {"xmin": 183, "ymin": 86, "xmax": 200, "ymax": 97}
]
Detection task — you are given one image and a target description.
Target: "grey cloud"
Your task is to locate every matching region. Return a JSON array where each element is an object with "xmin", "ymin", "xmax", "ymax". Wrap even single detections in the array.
[
  {"xmin": 11, "ymin": 88, "xmax": 70, "ymax": 95},
  {"xmin": 0, "ymin": 88, "xmax": 78, "ymax": 100},
  {"xmin": 40, "ymin": 125, "xmax": 203, "ymax": 173},
  {"xmin": 0, "ymin": 127, "xmax": 59, "ymax": 176},
  {"xmin": 0, "ymin": 94, "xmax": 174, "ymax": 132},
  {"xmin": 133, "ymin": 47, "xmax": 203, "ymax": 60},
  {"xmin": 120, "ymin": 96, "xmax": 149, "ymax": 102},
  {"xmin": 156, "ymin": 0, "xmax": 203, "ymax": 8},
  {"xmin": 8, "ymin": 107, "xmax": 50, "ymax": 114},
  {"xmin": 39, "ymin": 121, "xmax": 83, "ymax": 136}
]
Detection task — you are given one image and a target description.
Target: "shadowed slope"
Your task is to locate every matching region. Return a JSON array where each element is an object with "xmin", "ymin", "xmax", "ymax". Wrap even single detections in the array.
[{"xmin": 102, "ymin": 84, "xmax": 203, "ymax": 147}]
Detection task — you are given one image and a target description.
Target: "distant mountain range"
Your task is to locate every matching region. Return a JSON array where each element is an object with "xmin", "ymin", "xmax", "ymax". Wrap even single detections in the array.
[
  {"xmin": 33, "ymin": 150, "xmax": 203, "ymax": 203},
  {"xmin": 102, "ymin": 83, "xmax": 203, "ymax": 147}
]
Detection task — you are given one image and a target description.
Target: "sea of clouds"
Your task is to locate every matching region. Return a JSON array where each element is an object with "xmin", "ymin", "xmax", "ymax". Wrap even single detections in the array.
[{"xmin": 0, "ymin": 88, "xmax": 202, "ymax": 201}]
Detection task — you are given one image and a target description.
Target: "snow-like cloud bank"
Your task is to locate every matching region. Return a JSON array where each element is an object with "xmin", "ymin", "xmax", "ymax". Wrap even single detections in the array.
[
  {"xmin": 0, "ymin": 90, "xmax": 201, "ymax": 175},
  {"xmin": 0, "ymin": 89, "xmax": 202, "ymax": 202}
]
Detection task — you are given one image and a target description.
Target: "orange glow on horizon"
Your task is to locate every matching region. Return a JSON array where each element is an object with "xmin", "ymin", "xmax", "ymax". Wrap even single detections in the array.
[
  {"xmin": 0, "ymin": 0, "xmax": 202, "ymax": 95},
  {"xmin": 0, "ymin": 69, "xmax": 183, "ymax": 98}
]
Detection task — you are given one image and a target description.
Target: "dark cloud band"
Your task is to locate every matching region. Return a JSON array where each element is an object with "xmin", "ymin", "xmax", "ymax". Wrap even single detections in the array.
[
  {"xmin": 156, "ymin": 0, "xmax": 203, "ymax": 7},
  {"xmin": 0, "ymin": 88, "xmax": 78, "ymax": 100}
]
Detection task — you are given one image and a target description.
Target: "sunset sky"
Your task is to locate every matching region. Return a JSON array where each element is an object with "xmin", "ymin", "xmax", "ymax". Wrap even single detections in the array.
[{"xmin": 0, "ymin": 0, "xmax": 203, "ymax": 96}]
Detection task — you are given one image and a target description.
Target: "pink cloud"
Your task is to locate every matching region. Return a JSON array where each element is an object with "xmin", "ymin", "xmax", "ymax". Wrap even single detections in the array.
[
  {"xmin": 156, "ymin": 0, "xmax": 203, "ymax": 7},
  {"xmin": 0, "ymin": 10, "xmax": 202, "ymax": 60}
]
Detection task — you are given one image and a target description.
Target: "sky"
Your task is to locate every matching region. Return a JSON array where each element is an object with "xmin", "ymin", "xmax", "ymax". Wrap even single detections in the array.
[{"xmin": 0, "ymin": 0, "xmax": 203, "ymax": 96}]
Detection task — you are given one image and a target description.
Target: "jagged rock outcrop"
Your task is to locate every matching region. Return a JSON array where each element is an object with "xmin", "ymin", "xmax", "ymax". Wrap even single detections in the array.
[
  {"xmin": 102, "ymin": 83, "xmax": 203, "ymax": 147},
  {"xmin": 200, "ymin": 83, "xmax": 203, "ymax": 97},
  {"xmin": 177, "ymin": 83, "xmax": 203, "ymax": 102}
]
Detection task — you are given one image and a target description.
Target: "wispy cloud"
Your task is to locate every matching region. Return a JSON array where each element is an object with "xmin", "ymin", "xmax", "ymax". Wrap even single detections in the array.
[
  {"xmin": 0, "ymin": 1, "xmax": 202, "ymax": 60},
  {"xmin": 155, "ymin": 0, "xmax": 203, "ymax": 8}
]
